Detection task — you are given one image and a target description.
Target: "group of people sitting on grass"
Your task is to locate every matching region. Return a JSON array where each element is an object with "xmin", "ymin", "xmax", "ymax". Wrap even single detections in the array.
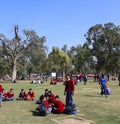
[
  {"xmin": 1, "ymin": 88, "xmax": 35, "ymax": 101},
  {"xmin": 2, "ymin": 88, "xmax": 14, "ymax": 101},
  {"xmin": 50, "ymin": 78, "xmax": 57, "ymax": 85},
  {"xmin": 35, "ymin": 89, "xmax": 77, "ymax": 116},
  {"xmin": 17, "ymin": 88, "xmax": 35, "ymax": 101},
  {"xmin": 36, "ymin": 89, "xmax": 65, "ymax": 115},
  {"xmin": 31, "ymin": 79, "xmax": 44, "ymax": 84}
]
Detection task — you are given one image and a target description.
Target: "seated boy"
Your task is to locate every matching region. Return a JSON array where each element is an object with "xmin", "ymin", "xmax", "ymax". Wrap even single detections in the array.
[
  {"xmin": 17, "ymin": 89, "xmax": 27, "ymax": 100},
  {"xmin": 52, "ymin": 95, "xmax": 65, "ymax": 114},
  {"xmin": 36, "ymin": 89, "xmax": 49, "ymax": 104},
  {"xmin": 6, "ymin": 88, "xmax": 14, "ymax": 101},
  {"xmin": 50, "ymin": 78, "xmax": 57, "ymax": 85},
  {"xmin": 36, "ymin": 95, "xmax": 52, "ymax": 115},
  {"xmin": 48, "ymin": 91, "xmax": 56, "ymax": 105},
  {"xmin": 27, "ymin": 88, "xmax": 35, "ymax": 101},
  {"xmin": 2, "ymin": 89, "xmax": 7, "ymax": 101}
]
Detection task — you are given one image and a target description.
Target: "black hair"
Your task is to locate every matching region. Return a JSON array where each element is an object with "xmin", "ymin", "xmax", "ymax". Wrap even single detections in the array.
[
  {"xmin": 101, "ymin": 73, "xmax": 104, "ymax": 78},
  {"xmin": 55, "ymin": 95, "xmax": 59, "ymax": 99},
  {"xmin": 45, "ymin": 89, "xmax": 48, "ymax": 91},
  {"xmin": 40, "ymin": 95, "xmax": 45, "ymax": 101},
  {"xmin": 48, "ymin": 90, "xmax": 52, "ymax": 94}
]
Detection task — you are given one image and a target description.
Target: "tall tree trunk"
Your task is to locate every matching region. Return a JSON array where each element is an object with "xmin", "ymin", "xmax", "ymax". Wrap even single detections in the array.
[
  {"xmin": 62, "ymin": 67, "xmax": 65, "ymax": 82},
  {"xmin": 12, "ymin": 58, "xmax": 17, "ymax": 82}
]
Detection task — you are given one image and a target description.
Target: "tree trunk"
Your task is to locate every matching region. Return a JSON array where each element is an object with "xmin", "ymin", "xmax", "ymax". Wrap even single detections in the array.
[
  {"xmin": 62, "ymin": 67, "xmax": 66, "ymax": 82},
  {"xmin": 12, "ymin": 58, "xmax": 17, "ymax": 82}
]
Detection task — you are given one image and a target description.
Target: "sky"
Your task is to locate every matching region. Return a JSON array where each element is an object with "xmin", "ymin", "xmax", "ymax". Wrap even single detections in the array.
[{"xmin": 0, "ymin": 0, "xmax": 120, "ymax": 52}]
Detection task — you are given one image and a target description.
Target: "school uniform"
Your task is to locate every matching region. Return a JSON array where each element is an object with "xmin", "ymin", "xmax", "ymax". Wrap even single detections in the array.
[
  {"xmin": 6, "ymin": 92, "xmax": 14, "ymax": 101},
  {"xmin": 65, "ymin": 79, "xmax": 74, "ymax": 106},
  {"xmin": 48, "ymin": 94, "xmax": 55, "ymax": 104},
  {"xmin": 18, "ymin": 91, "xmax": 27, "ymax": 100},
  {"xmin": 27, "ymin": 91, "xmax": 35, "ymax": 100},
  {"xmin": 2, "ymin": 92, "xmax": 7, "ymax": 101},
  {"xmin": 52, "ymin": 99, "xmax": 65, "ymax": 114}
]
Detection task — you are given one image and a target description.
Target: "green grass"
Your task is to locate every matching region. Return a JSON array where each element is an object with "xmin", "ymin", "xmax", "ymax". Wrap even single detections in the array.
[{"xmin": 0, "ymin": 79, "xmax": 120, "ymax": 124}]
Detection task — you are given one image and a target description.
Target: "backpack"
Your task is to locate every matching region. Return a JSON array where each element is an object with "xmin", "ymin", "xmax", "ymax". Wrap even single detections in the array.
[
  {"xmin": 106, "ymin": 88, "xmax": 111, "ymax": 95},
  {"xmin": 38, "ymin": 104, "xmax": 48, "ymax": 116},
  {"xmin": 64, "ymin": 106, "xmax": 74, "ymax": 114}
]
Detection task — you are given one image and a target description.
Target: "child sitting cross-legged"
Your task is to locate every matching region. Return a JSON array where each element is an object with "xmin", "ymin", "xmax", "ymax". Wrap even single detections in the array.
[
  {"xmin": 17, "ymin": 89, "xmax": 27, "ymax": 100},
  {"xmin": 6, "ymin": 88, "xmax": 14, "ymax": 101},
  {"xmin": 26, "ymin": 88, "xmax": 35, "ymax": 101},
  {"xmin": 36, "ymin": 95, "xmax": 52, "ymax": 116}
]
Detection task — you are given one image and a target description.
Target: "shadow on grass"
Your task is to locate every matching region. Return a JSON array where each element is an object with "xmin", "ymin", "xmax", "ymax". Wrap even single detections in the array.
[
  {"xmin": 31, "ymin": 110, "xmax": 40, "ymax": 116},
  {"xmin": 83, "ymin": 94, "xmax": 102, "ymax": 97}
]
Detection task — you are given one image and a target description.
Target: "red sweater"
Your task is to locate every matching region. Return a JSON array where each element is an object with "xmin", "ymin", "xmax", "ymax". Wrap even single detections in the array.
[
  {"xmin": 54, "ymin": 99, "xmax": 65, "ymax": 113},
  {"xmin": 0, "ymin": 84, "xmax": 2, "ymax": 92},
  {"xmin": 7, "ymin": 92, "xmax": 14, "ymax": 98},
  {"xmin": 65, "ymin": 79, "xmax": 74, "ymax": 92},
  {"xmin": 27, "ymin": 91, "xmax": 35, "ymax": 99},
  {"xmin": 48, "ymin": 94, "xmax": 55, "ymax": 104},
  {"xmin": 2, "ymin": 92, "xmax": 7, "ymax": 98},
  {"xmin": 42, "ymin": 100, "xmax": 49, "ymax": 109}
]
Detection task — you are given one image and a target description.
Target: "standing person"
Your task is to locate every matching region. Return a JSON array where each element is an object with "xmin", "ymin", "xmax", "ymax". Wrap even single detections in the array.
[
  {"xmin": 0, "ymin": 83, "xmax": 2, "ymax": 107},
  {"xmin": 107, "ymin": 74, "xmax": 110, "ymax": 81},
  {"xmin": 64, "ymin": 74, "xmax": 75, "ymax": 107},
  {"xmin": 83, "ymin": 73, "xmax": 87, "ymax": 85},
  {"xmin": 99, "ymin": 74, "xmax": 107, "ymax": 97},
  {"xmin": 118, "ymin": 73, "xmax": 120, "ymax": 86}
]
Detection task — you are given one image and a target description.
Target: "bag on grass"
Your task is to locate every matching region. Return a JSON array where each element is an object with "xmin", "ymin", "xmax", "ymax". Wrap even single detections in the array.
[
  {"xmin": 64, "ymin": 106, "xmax": 75, "ymax": 114},
  {"xmin": 38, "ymin": 103, "xmax": 48, "ymax": 116},
  {"xmin": 106, "ymin": 88, "xmax": 111, "ymax": 95}
]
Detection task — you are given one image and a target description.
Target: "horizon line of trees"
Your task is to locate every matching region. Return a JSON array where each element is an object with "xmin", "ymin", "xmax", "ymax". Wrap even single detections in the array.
[{"xmin": 0, "ymin": 22, "xmax": 120, "ymax": 82}]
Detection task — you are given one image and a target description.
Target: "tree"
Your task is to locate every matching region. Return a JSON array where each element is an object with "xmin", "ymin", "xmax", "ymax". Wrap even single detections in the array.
[
  {"xmin": 0, "ymin": 25, "xmax": 47, "ymax": 82},
  {"xmin": 85, "ymin": 22, "xmax": 120, "ymax": 73},
  {"xmin": 68, "ymin": 45, "xmax": 93, "ymax": 74},
  {"xmin": 48, "ymin": 47, "xmax": 70, "ymax": 80}
]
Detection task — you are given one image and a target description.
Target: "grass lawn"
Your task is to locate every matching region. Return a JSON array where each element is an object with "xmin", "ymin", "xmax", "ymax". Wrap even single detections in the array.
[{"xmin": 0, "ymin": 79, "xmax": 120, "ymax": 124}]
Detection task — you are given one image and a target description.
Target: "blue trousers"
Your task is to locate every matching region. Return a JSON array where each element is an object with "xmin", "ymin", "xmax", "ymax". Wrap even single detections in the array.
[
  {"xmin": 101, "ymin": 85, "xmax": 107, "ymax": 96},
  {"xmin": 66, "ymin": 91, "xmax": 73, "ymax": 106},
  {"xmin": 0, "ymin": 93, "xmax": 2, "ymax": 104}
]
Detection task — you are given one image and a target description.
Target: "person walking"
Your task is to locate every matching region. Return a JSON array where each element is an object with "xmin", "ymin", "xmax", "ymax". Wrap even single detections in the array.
[
  {"xmin": 99, "ymin": 74, "xmax": 107, "ymax": 97},
  {"xmin": 64, "ymin": 74, "xmax": 75, "ymax": 107}
]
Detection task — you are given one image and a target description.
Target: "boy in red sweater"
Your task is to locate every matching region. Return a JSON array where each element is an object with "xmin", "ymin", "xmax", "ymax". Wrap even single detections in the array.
[
  {"xmin": 6, "ymin": 88, "xmax": 14, "ymax": 101},
  {"xmin": 48, "ymin": 91, "xmax": 55, "ymax": 104},
  {"xmin": 52, "ymin": 95, "xmax": 65, "ymax": 114},
  {"xmin": 64, "ymin": 74, "xmax": 75, "ymax": 107},
  {"xmin": 27, "ymin": 88, "xmax": 35, "ymax": 101}
]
